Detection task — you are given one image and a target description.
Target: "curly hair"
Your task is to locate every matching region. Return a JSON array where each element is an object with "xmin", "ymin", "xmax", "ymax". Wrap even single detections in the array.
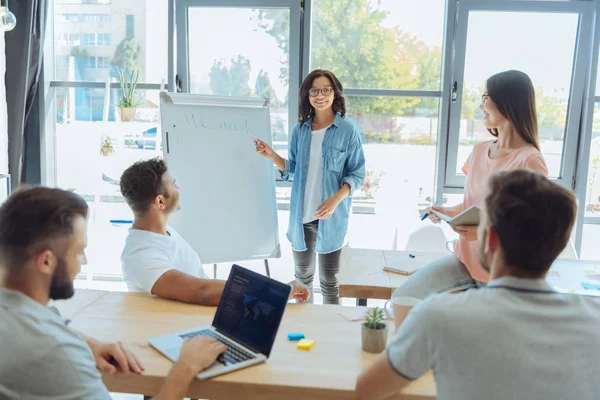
[{"xmin": 120, "ymin": 157, "xmax": 168, "ymax": 216}]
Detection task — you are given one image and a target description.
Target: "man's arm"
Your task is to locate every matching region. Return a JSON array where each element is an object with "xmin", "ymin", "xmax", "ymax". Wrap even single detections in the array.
[
  {"xmin": 152, "ymin": 270, "xmax": 310, "ymax": 306},
  {"xmin": 152, "ymin": 362, "xmax": 197, "ymax": 400},
  {"xmin": 356, "ymin": 300, "xmax": 437, "ymax": 400},
  {"xmin": 72, "ymin": 329, "xmax": 143, "ymax": 376},
  {"xmin": 356, "ymin": 352, "xmax": 411, "ymax": 400},
  {"xmin": 151, "ymin": 270, "xmax": 226, "ymax": 306},
  {"xmin": 152, "ymin": 336, "xmax": 226, "ymax": 400}
]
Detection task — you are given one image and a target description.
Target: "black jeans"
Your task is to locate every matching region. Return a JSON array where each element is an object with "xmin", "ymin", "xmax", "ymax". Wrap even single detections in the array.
[{"xmin": 292, "ymin": 220, "xmax": 342, "ymax": 304}]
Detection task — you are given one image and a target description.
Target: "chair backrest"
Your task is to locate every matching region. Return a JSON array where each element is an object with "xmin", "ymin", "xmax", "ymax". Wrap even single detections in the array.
[{"xmin": 404, "ymin": 225, "xmax": 449, "ymax": 253}]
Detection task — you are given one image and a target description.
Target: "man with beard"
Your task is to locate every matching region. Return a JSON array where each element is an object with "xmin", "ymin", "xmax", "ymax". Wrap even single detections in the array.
[
  {"xmin": 119, "ymin": 158, "xmax": 309, "ymax": 305},
  {"xmin": 0, "ymin": 187, "xmax": 226, "ymax": 399},
  {"xmin": 356, "ymin": 170, "xmax": 600, "ymax": 400}
]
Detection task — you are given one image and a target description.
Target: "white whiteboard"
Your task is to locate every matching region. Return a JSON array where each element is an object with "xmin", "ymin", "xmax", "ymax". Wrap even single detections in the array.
[{"xmin": 160, "ymin": 92, "xmax": 280, "ymax": 264}]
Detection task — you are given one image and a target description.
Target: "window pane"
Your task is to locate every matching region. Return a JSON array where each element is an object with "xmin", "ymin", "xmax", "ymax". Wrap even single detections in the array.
[
  {"xmin": 455, "ymin": 11, "xmax": 578, "ymax": 179},
  {"xmin": 583, "ymin": 104, "xmax": 600, "ymax": 217},
  {"xmin": 344, "ymin": 96, "xmax": 440, "ymax": 249},
  {"xmin": 53, "ymin": 0, "xmax": 167, "ymax": 83},
  {"xmin": 187, "ymin": 7, "xmax": 291, "ymax": 143},
  {"xmin": 596, "ymin": 54, "xmax": 600, "ymax": 96},
  {"xmin": 310, "ymin": 0, "xmax": 445, "ymax": 90},
  {"xmin": 580, "ymin": 103, "xmax": 600, "ymax": 260},
  {"xmin": 55, "ymin": 88, "xmax": 162, "ymax": 277}
]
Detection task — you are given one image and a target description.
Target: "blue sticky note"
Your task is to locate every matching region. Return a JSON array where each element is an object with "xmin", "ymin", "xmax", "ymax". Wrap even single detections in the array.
[
  {"xmin": 287, "ymin": 332, "xmax": 305, "ymax": 341},
  {"xmin": 581, "ymin": 282, "xmax": 600, "ymax": 291}
]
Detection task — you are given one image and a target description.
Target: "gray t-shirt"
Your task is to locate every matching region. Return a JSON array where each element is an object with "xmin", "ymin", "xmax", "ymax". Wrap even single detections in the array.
[
  {"xmin": 0, "ymin": 288, "xmax": 111, "ymax": 400},
  {"xmin": 388, "ymin": 276, "xmax": 600, "ymax": 400}
]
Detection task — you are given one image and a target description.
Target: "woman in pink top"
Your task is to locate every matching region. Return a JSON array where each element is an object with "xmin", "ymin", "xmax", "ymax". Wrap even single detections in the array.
[{"xmin": 393, "ymin": 70, "xmax": 548, "ymax": 302}]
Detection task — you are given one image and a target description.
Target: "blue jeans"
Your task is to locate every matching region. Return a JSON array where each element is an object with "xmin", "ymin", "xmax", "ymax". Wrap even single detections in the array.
[{"xmin": 392, "ymin": 254, "xmax": 485, "ymax": 300}]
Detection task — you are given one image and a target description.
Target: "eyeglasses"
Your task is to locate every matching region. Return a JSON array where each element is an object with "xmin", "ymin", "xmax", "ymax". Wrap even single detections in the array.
[
  {"xmin": 308, "ymin": 87, "xmax": 334, "ymax": 97},
  {"xmin": 481, "ymin": 94, "xmax": 490, "ymax": 102}
]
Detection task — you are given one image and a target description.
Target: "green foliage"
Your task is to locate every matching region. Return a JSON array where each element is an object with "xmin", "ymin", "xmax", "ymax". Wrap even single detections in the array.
[
  {"xmin": 536, "ymin": 88, "xmax": 567, "ymax": 129},
  {"xmin": 209, "ymin": 55, "xmax": 252, "ymax": 97},
  {"xmin": 364, "ymin": 307, "xmax": 386, "ymax": 330},
  {"xmin": 102, "ymin": 136, "xmax": 113, "ymax": 148},
  {"xmin": 588, "ymin": 156, "xmax": 600, "ymax": 202},
  {"xmin": 70, "ymin": 46, "xmax": 90, "ymax": 59},
  {"xmin": 594, "ymin": 108, "xmax": 600, "ymax": 133},
  {"xmin": 116, "ymin": 68, "xmax": 141, "ymax": 108},
  {"xmin": 255, "ymin": 69, "xmax": 280, "ymax": 106},
  {"xmin": 460, "ymin": 84, "xmax": 485, "ymax": 120},
  {"xmin": 111, "ymin": 38, "xmax": 140, "ymax": 70},
  {"xmin": 256, "ymin": 0, "xmax": 442, "ymax": 118}
]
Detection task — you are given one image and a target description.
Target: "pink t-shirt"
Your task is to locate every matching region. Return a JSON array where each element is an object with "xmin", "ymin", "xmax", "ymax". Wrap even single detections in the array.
[{"xmin": 454, "ymin": 141, "xmax": 548, "ymax": 282}]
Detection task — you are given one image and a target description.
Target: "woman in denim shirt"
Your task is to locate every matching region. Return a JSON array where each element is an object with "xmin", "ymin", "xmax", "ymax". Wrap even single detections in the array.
[{"xmin": 255, "ymin": 70, "xmax": 365, "ymax": 304}]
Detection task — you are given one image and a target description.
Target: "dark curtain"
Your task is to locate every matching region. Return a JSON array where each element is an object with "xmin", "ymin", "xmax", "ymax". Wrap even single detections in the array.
[{"xmin": 5, "ymin": 0, "xmax": 48, "ymax": 189}]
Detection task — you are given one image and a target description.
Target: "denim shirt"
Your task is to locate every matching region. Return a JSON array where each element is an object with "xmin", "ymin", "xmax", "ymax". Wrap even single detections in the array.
[{"xmin": 280, "ymin": 113, "xmax": 366, "ymax": 253}]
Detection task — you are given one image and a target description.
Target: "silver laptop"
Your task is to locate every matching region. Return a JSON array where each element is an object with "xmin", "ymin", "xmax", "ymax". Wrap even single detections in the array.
[{"xmin": 149, "ymin": 264, "xmax": 291, "ymax": 380}]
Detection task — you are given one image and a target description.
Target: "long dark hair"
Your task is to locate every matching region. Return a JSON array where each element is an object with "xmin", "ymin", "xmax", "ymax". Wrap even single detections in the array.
[
  {"xmin": 298, "ymin": 69, "xmax": 346, "ymax": 123},
  {"xmin": 485, "ymin": 70, "xmax": 540, "ymax": 150}
]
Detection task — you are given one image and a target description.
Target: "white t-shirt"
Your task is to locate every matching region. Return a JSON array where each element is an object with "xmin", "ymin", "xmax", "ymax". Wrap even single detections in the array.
[
  {"xmin": 303, "ymin": 126, "xmax": 328, "ymax": 223},
  {"xmin": 120, "ymin": 225, "xmax": 209, "ymax": 293}
]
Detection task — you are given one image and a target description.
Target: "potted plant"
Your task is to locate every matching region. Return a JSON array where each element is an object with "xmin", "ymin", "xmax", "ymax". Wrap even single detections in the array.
[
  {"xmin": 100, "ymin": 136, "xmax": 115, "ymax": 156},
  {"xmin": 116, "ymin": 67, "xmax": 141, "ymax": 122},
  {"xmin": 362, "ymin": 307, "xmax": 388, "ymax": 353}
]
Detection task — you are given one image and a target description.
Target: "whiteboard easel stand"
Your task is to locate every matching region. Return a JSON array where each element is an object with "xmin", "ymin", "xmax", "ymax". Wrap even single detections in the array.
[{"xmin": 160, "ymin": 92, "xmax": 280, "ymax": 280}]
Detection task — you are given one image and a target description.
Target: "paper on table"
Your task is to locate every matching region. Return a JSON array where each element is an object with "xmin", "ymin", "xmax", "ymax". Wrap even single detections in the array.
[{"xmin": 584, "ymin": 265, "xmax": 600, "ymax": 281}]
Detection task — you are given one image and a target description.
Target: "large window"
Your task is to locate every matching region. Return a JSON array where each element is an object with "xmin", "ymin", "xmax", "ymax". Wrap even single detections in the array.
[
  {"xmin": 452, "ymin": 11, "xmax": 579, "ymax": 180},
  {"xmin": 310, "ymin": 0, "xmax": 444, "ymax": 91},
  {"xmin": 44, "ymin": 0, "xmax": 600, "ymax": 283},
  {"xmin": 184, "ymin": 6, "xmax": 294, "ymax": 143},
  {"xmin": 581, "ymin": 85, "xmax": 600, "ymax": 260},
  {"xmin": 309, "ymin": 0, "xmax": 445, "ymax": 249},
  {"xmin": 50, "ymin": 0, "xmax": 169, "ymax": 279}
]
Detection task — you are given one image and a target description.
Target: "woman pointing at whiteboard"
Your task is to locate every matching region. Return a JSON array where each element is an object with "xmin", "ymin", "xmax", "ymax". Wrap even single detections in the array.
[{"xmin": 255, "ymin": 69, "xmax": 365, "ymax": 304}]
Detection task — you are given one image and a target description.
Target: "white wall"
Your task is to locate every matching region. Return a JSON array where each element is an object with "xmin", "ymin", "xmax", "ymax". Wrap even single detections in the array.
[{"xmin": 0, "ymin": 32, "xmax": 6, "ymax": 174}]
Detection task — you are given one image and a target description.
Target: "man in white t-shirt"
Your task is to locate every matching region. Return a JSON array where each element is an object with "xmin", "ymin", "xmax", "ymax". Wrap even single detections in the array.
[
  {"xmin": 356, "ymin": 170, "xmax": 600, "ymax": 400},
  {"xmin": 119, "ymin": 158, "xmax": 309, "ymax": 305}
]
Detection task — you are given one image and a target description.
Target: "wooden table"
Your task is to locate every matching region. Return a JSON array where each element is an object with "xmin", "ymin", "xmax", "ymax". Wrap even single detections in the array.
[
  {"xmin": 55, "ymin": 290, "xmax": 436, "ymax": 400},
  {"xmin": 51, "ymin": 288, "xmax": 109, "ymax": 319},
  {"xmin": 338, "ymin": 248, "xmax": 600, "ymax": 304},
  {"xmin": 339, "ymin": 248, "xmax": 447, "ymax": 304}
]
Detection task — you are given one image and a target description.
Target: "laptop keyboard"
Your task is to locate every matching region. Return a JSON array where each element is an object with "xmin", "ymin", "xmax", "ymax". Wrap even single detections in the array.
[{"xmin": 180, "ymin": 329, "xmax": 256, "ymax": 365}]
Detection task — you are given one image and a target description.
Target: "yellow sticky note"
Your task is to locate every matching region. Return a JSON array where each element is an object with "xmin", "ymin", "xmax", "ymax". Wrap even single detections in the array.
[{"xmin": 296, "ymin": 339, "xmax": 315, "ymax": 351}]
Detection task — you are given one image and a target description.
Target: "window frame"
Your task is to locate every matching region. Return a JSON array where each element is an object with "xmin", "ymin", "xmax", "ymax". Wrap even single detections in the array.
[
  {"xmin": 444, "ymin": 0, "xmax": 595, "ymax": 192},
  {"xmin": 40, "ymin": 0, "xmax": 600, "ymax": 264},
  {"xmin": 173, "ymin": 0, "xmax": 302, "ymax": 137}
]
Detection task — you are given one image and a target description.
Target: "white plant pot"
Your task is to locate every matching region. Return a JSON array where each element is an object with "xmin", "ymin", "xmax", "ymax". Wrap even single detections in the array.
[
  {"xmin": 118, "ymin": 107, "xmax": 137, "ymax": 122},
  {"xmin": 361, "ymin": 323, "xmax": 388, "ymax": 353}
]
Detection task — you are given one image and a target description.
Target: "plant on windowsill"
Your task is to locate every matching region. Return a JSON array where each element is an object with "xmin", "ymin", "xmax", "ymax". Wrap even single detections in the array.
[
  {"xmin": 100, "ymin": 136, "xmax": 115, "ymax": 157},
  {"xmin": 362, "ymin": 307, "xmax": 388, "ymax": 353},
  {"xmin": 116, "ymin": 67, "xmax": 141, "ymax": 122}
]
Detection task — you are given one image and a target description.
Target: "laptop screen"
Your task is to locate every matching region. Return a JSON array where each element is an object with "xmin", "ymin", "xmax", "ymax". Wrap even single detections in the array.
[{"xmin": 212, "ymin": 264, "xmax": 291, "ymax": 357}]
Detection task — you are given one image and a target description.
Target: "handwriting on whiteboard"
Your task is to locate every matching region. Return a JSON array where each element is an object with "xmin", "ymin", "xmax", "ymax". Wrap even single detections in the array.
[{"xmin": 184, "ymin": 113, "xmax": 249, "ymax": 134}]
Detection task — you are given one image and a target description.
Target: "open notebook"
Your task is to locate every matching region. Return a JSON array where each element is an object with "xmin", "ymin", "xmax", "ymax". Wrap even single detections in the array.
[{"xmin": 431, "ymin": 205, "xmax": 480, "ymax": 227}]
